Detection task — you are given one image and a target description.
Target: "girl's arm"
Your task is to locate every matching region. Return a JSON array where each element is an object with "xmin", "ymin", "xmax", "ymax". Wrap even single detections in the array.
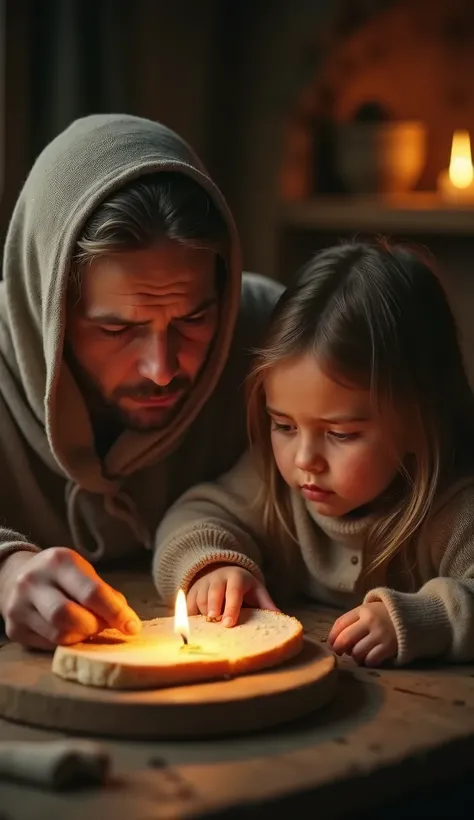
[
  {"xmin": 363, "ymin": 478, "xmax": 474, "ymax": 665},
  {"xmin": 153, "ymin": 451, "xmax": 268, "ymax": 605}
]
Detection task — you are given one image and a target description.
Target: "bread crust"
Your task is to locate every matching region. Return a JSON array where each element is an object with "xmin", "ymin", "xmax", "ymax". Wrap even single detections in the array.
[{"xmin": 52, "ymin": 609, "xmax": 304, "ymax": 690}]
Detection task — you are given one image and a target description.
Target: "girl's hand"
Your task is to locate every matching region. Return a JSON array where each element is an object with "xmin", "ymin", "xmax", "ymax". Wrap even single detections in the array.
[
  {"xmin": 187, "ymin": 564, "xmax": 279, "ymax": 627},
  {"xmin": 328, "ymin": 601, "xmax": 398, "ymax": 667}
]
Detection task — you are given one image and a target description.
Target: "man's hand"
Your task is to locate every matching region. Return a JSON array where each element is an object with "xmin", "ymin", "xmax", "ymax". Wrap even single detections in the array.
[
  {"xmin": 187, "ymin": 564, "xmax": 278, "ymax": 627},
  {"xmin": 328, "ymin": 601, "xmax": 398, "ymax": 667},
  {"xmin": 0, "ymin": 548, "xmax": 142, "ymax": 650}
]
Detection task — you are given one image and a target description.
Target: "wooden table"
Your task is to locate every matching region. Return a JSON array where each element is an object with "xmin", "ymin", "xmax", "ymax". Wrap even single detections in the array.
[{"xmin": 1, "ymin": 570, "xmax": 474, "ymax": 819}]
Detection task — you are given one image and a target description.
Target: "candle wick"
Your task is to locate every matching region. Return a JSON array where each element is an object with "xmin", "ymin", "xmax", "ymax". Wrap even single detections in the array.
[{"xmin": 181, "ymin": 633, "xmax": 188, "ymax": 646}]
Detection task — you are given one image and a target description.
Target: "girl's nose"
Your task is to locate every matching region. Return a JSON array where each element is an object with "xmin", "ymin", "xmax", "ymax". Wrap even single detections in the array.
[{"xmin": 295, "ymin": 441, "xmax": 327, "ymax": 474}]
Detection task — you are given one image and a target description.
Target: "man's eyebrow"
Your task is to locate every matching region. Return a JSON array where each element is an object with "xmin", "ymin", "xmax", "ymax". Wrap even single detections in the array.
[
  {"xmin": 86, "ymin": 314, "xmax": 142, "ymax": 326},
  {"xmin": 182, "ymin": 297, "xmax": 217, "ymax": 317},
  {"xmin": 87, "ymin": 297, "xmax": 217, "ymax": 325}
]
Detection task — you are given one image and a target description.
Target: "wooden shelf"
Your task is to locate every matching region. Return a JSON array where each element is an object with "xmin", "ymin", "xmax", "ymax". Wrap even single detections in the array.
[{"xmin": 279, "ymin": 194, "xmax": 474, "ymax": 236}]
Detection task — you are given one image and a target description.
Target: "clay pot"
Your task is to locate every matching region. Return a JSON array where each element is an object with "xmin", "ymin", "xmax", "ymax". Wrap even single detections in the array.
[{"xmin": 335, "ymin": 120, "xmax": 427, "ymax": 194}]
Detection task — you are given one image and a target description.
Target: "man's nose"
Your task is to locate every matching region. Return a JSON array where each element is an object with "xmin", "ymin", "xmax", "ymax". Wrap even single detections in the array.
[
  {"xmin": 295, "ymin": 440, "xmax": 326, "ymax": 474},
  {"xmin": 137, "ymin": 331, "xmax": 178, "ymax": 386}
]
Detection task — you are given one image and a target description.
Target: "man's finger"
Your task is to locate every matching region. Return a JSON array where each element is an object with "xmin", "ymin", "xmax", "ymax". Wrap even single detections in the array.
[
  {"xmin": 29, "ymin": 584, "xmax": 102, "ymax": 643},
  {"xmin": 56, "ymin": 560, "xmax": 141, "ymax": 634},
  {"xmin": 8, "ymin": 626, "xmax": 56, "ymax": 651},
  {"xmin": 5, "ymin": 603, "xmax": 58, "ymax": 649},
  {"xmin": 222, "ymin": 584, "xmax": 244, "ymax": 627}
]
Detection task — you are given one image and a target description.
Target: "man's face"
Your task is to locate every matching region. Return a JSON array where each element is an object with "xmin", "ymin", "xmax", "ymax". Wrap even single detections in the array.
[{"xmin": 66, "ymin": 240, "xmax": 218, "ymax": 431}]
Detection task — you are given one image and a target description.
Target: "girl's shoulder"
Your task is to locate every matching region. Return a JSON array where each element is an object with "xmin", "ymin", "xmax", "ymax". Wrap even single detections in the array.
[
  {"xmin": 420, "ymin": 474, "xmax": 474, "ymax": 564},
  {"xmin": 431, "ymin": 474, "xmax": 474, "ymax": 519}
]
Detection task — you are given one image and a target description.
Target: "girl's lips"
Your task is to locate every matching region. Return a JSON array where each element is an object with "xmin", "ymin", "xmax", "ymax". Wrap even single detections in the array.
[{"xmin": 300, "ymin": 485, "xmax": 334, "ymax": 502}]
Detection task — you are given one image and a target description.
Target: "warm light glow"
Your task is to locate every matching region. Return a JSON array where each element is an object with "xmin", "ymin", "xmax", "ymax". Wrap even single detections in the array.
[
  {"xmin": 174, "ymin": 589, "xmax": 189, "ymax": 642},
  {"xmin": 448, "ymin": 130, "xmax": 474, "ymax": 189}
]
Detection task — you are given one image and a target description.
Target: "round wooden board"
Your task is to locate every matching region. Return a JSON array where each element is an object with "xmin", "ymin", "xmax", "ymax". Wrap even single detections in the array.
[{"xmin": 0, "ymin": 637, "xmax": 337, "ymax": 739}]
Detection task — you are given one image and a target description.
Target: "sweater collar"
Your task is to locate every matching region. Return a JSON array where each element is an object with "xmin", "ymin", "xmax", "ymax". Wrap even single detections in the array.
[{"xmin": 305, "ymin": 500, "xmax": 374, "ymax": 541}]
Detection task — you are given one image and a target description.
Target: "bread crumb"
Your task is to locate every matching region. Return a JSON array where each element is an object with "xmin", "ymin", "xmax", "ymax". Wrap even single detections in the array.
[{"xmin": 206, "ymin": 614, "xmax": 222, "ymax": 623}]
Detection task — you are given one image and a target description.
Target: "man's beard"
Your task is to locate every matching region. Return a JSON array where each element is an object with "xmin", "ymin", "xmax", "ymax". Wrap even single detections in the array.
[
  {"xmin": 67, "ymin": 356, "xmax": 191, "ymax": 433},
  {"xmin": 110, "ymin": 377, "xmax": 191, "ymax": 431}
]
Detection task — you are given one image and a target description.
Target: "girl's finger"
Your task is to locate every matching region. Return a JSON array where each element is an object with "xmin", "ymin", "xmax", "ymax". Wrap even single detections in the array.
[
  {"xmin": 331, "ymin": 619, "xmax": 369, "ymax": 656},
  {"xmin": 245, "ymin": 584, "xmax": 279, "ymax": 612},
  {"xmin": 350, "ymin": 634, "xmax": 378, "ymax": 665},
  {"xmin": 364, "ymin": 643, "xmax": 394, "ymax": 668},
  {"xmin": 207, "ymin": 580, "xmax": 226, "ymax": 619},
  {"xmin": 195, "ymin": 581, "xmax": 210, "ymax": 616},
  {"xmin": 222, "ymin": 583, "xmax": 244, "ymax": 627},
  {"xmin": 186, "ymin": 586, "xmax": 199, "ymax": 616},
  {"xmin": 328, "ymin": 607, "xmax": 361, "ymax": 645}
]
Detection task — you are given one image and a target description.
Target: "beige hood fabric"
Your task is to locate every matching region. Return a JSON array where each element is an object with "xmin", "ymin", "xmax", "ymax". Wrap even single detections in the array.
[
  {"xmin": 0, "ymin": 114, "xmax": 281, "ymax": 565},
  {"xmin": 0, "ymin": 113, "xmax": 242, "ymax": 489}
]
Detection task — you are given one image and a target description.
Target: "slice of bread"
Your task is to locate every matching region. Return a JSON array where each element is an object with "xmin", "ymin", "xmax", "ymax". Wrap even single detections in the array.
[{"xmin": 52, "ymin": 608, "xmax": 304, "ymax": 690}]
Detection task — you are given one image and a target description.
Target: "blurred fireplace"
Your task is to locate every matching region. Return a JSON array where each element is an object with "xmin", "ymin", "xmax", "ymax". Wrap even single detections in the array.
[
  {"xmin": 280, "ymin": 0, "xmax": 474, "ymax": 201},
  {"xmin": 258, "ymin": 0, "xmax": 474, "ymax": 382}
]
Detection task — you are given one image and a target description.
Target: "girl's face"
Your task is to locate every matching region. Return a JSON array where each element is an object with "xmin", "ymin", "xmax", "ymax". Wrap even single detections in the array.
[{"xmin": 264, "ymin": 352, "xmax": 406, "ymax": 518}]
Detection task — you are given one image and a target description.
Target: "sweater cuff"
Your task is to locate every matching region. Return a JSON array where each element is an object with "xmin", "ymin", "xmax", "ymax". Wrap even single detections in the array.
[
  {"xmin": 363, "ymin": 586, "xmax": 452, "ymax": 665},
  {"xmin": 154, "ymin": 523, "xmax": 263, "ymax": 604},
  {"xmin": 0, "ymin": 542, "xmax": 41, "ymax": 567}
]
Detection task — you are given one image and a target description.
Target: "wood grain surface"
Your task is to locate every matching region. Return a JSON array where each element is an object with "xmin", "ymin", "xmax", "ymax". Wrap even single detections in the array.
[
  {"xmin": 0, "ymin": 636, "xmax": 337, "ymax": 739},
  {"xmin": 1, "ymin": 570, "xmax": 474, "ymax": 820}
]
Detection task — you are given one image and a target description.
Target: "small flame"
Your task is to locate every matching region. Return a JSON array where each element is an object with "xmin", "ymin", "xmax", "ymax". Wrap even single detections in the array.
[
  {"xmin": 174, "ymin": 589, "xmax": 189, "ymax": 643},
  {"xmin": 449, "ymin": 130, "xmax": 474, "ymax": 189}
]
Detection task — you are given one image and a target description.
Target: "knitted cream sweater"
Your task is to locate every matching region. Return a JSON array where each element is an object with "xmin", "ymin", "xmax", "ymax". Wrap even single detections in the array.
[{"xmin": 154, "ymin": 450, "xmax": 474, "ymax": 665}]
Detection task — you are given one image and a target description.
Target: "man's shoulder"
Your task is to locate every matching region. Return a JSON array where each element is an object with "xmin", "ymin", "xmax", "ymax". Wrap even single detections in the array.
[
  {"xmin": 240, "ymin": 272, "xmax": 284, "ymax": 318},
  {"xmin": 230, "ymin": 273, "xmax": 284, "ymax": 351}
]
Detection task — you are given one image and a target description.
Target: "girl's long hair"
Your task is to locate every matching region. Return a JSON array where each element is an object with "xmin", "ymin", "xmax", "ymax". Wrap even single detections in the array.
[{"xmin": 247, "ymin": 241, "xmax": 474, "ymax": 578}]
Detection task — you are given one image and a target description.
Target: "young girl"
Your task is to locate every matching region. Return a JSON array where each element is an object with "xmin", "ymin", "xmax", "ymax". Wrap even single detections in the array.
[{"xmin": 154, "ymin": 241, "xmax": 474, "ymax": 667}]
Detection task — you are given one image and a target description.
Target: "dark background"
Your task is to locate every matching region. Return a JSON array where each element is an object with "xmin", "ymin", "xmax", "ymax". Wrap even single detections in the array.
[{"xmin": 3, "ymin": 0, "xmax": 474, "ymax": 304}]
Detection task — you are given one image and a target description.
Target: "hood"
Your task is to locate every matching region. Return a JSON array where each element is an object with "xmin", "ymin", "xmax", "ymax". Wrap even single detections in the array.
[{"xmin": 0, "ymin": 114, "xmax": 242, "ymax": 495}]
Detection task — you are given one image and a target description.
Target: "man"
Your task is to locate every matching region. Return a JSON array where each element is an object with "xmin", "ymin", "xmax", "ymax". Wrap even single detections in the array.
[{"xmin": 0, "ymin": 114, "xmax": 283, "ymax": 649}]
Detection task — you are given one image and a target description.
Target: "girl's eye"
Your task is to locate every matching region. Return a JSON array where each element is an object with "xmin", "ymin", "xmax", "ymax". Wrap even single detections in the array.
[
  {"xmin": 328, "ymin": 431, "xmax": 359, "ymax": 442},
  {"xmin": 271, "ymin": 421, "xmax": 295, "ymax": 433},
  {"xmin": 99, "ymin": 326, "xmax": 130, "ymax": 337}
]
